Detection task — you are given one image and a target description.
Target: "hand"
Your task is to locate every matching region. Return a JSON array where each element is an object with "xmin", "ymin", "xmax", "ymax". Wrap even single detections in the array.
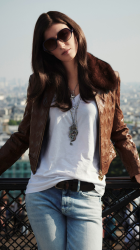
[{"xmin": 135, "ymin": 174, "xmax": 140, "ymax": 184}]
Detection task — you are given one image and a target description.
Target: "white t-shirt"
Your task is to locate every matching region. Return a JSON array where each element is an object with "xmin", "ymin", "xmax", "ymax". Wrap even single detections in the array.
[{"xmin": 26, "ymin": 94, "xmax": 106, "ymax": 196}]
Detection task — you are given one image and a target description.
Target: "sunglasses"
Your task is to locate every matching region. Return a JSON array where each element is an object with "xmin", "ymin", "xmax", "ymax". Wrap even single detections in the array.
[{"xmin": 43, "ymin": 28, "xmax": 73, "ymax": 52}]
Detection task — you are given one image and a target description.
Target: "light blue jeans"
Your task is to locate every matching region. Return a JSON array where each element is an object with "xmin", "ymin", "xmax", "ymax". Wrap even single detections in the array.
[{"xmin": 25, "ymin": 185, "xmax": 102, "ymax": 250}]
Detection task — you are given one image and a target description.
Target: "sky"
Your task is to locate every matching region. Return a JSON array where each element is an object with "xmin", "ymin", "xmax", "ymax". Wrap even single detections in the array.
[{"xmin": 0, "ymin": 0, "xmax": 140, "ymax": 83}]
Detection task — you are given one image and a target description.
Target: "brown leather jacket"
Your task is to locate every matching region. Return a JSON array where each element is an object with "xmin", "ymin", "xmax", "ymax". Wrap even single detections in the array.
[{"xmin": 0, "ymin": 53, "xmax": 140, "ymax": 180}]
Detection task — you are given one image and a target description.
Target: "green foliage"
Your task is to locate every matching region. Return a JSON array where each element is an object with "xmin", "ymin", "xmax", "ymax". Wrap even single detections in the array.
[
  {"xmin": 107, "ymin": 154, "xmax": 129, "ymax": 177},
  {"xmin": 107, "ymin": 146, "xmax": 140, "ymax": 177},
  {"xmin": 8, "ymin": 120, "xmax": 21, "ymax": 125},
  {"xmin": 124, "ymin": 121, "xmax": 133, "ymax": 124}
]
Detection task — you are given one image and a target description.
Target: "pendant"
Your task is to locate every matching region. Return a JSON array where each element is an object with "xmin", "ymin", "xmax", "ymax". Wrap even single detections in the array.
[
  {"xmin": 70, "ymin": 94, "xmax": 75, "ymax": 101},
  {"xmin": 69, "ymin": 124, "xmax": 78, "ymax": 145}
]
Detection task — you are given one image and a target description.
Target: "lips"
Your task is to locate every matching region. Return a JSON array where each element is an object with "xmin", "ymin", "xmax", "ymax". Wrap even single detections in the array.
[{"xmin": 62, "ymin": 49, "xmax": 70, "ymax": 55}]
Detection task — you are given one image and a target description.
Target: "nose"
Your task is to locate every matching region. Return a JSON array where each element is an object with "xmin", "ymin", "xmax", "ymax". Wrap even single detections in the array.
[{"xmin": 57, "ymin": 40, "xmax": 65, "ymax": 48}]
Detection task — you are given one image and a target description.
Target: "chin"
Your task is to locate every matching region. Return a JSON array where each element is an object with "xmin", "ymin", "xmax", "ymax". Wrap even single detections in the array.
[{"xmin": 61, "ymin": 53, "xmax": 77, "ymax": 62}]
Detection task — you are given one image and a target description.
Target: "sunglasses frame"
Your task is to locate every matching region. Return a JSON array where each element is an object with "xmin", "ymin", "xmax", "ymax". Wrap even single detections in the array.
[{"xmin": 43, "ymin": 28, "xmax": 73, "ymax": 52}]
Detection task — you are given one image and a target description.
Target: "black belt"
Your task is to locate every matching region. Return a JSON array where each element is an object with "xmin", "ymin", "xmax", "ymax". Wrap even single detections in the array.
[{"xmin": 55, "ymin": 179, "xmax": 95, "ymax": 192}]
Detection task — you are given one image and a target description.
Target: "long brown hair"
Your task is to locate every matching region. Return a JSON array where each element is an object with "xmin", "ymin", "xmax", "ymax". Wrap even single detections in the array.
[{"xmin": 27, "ymin": 11, "xmax": 98, "ymax": 111}]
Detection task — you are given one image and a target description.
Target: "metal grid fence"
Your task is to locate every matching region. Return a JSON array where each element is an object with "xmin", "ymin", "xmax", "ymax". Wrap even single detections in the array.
[
  {"xmin": 102, "ymin": 178, "xmax": 140, "ymax": 250},
  {"xmin": 0, "ymin": 178, "xmax": 140, "ymax": 250}
]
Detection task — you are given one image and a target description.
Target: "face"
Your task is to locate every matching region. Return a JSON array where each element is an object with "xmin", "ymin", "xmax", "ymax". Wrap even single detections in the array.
[{"xmin": 44, "ymin": 23, "xmax": 78, "ymax": 63}]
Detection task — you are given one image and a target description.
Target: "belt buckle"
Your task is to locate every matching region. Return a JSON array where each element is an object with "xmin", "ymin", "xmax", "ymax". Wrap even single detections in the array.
[
  {"xmin": 55, "ymin": 181, "xmax": 70, "ymax": 190},
  {"xmin": 55, "ymin": 184, "xmax": 62, "ymax": 190}
]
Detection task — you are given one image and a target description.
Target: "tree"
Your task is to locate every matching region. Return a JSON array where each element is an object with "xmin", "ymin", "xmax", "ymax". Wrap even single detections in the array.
[
  {"xmin": 107, "ymin": 148, "xmax": 140, "ymax": 177},
  {"xmin": 8, "ymin": 120, "xmax": 21, "ymax": 125},
  {"xmin": 107, "ymin": 154, "xmax": 129, "ymax": 177}
]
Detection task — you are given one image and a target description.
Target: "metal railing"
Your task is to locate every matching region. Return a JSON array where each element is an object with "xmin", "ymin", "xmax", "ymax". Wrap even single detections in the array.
[{"xmin": 0, "ymin": 177, "xmax": 140, "ymax": 250}]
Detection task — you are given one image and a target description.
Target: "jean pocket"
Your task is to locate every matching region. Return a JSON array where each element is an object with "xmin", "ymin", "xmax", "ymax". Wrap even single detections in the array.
[{"xmin": 79, "ymin": 190, "xmax": 101, "ymax": 199}]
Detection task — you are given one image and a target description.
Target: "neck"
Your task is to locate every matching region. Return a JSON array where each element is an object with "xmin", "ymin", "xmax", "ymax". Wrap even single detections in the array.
[{"xmin": 62, "ymin": 58, "xmax": 79, "ymax": 92}]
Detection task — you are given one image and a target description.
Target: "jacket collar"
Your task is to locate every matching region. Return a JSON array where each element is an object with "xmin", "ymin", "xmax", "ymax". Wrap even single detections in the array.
[
  {"xmin": 43, "ymin": 53, "xmax": 118, "ymax": 108},
  {"xmin": 87, "ymin": 52, "xmax": 118, "ymax": 93}
]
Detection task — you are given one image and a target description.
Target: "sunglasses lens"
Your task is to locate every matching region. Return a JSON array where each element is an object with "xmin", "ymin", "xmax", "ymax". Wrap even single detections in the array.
[
  {"xmin": 58, "ymin": 28, "xmax": 72, "ymax": 42},
  {"xmin": 44, "ymin": 39, "xmax": 56, "ymax": 51},
  {"xmin": 43, "ymin": 28, "xmax": 72, "ymax": 51}
]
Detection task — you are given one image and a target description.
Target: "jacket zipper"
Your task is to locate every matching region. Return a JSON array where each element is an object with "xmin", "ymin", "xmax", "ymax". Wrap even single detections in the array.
[{"xmin": 95, "ymin": 95, "xmax": 103, "ymax": 181}]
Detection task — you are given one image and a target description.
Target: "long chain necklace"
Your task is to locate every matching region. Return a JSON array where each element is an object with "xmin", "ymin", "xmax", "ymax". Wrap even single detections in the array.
[
  {"xmin": 68, "ymin": 83, "xmax": 78, "ymax": 101},
  {"xmin": 69, "ymin": 95, "xmax": 81, "ymax": 145}
]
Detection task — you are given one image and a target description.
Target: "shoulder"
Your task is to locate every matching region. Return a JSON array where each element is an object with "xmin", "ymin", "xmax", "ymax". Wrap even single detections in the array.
[
  {"xmin": 114, "ymin": 71, "xmax": 121, "ymax": 85},
  {"xmin": 87, "ymin": 53, "xmax": 119, "ymax": 92},
  {"xmin": 114, "ymin": 71, "xmax": 120, "ymax": 81},
  {"xmin": 113, "ymin": 71, "xmax": 121, "ymax": 104},
  {"xmin": 114, "ymin": 71, "xmax": 121, "ymax": 95}
]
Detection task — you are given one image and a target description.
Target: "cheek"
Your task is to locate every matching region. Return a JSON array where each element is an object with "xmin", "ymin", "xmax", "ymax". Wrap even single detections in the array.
[{"xmin": 75, "ymin": 40, "xmax": 78, "ymax": 53}]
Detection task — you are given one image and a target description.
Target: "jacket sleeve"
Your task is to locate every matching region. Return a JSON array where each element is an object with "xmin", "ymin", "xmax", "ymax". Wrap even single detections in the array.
[
  {"xmin": 111, "ymin": 72, "xmax": 140, "ymax": 178},
  {"xmin": 0, "ymin": 76, "xmax": 33, "ymax": 175}
]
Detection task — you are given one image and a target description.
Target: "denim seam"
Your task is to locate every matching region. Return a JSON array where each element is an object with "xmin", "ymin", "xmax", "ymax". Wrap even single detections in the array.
[{"xmin": 67, "ymin": 220, "xmax": 69, "ymax": 250}]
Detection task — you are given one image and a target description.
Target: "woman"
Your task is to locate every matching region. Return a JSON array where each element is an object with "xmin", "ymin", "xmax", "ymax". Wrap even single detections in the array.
[{"xmin": 0, "ymin": 11, "xmax": 140, "ymax": 250}]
